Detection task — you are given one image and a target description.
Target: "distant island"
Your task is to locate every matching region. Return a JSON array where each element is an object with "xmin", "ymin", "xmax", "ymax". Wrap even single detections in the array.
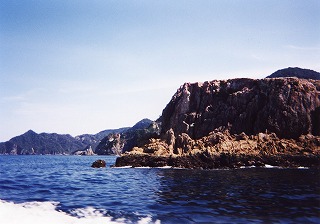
[
  {"xmin": 0, "ymin": 119, "xmax": 152, "ymax": 155},
  {"xmin": 115, "ymin": 67, "xmax": 320, "ymax": 168}
]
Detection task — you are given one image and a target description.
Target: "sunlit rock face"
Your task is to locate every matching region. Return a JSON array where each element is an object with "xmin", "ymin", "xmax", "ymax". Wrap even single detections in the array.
[
  {"xmin": 116, "ymin": 68, "xmax": 320, "ymax": 169},
  {"xmin": 160, "ymin": 77, "xmax": 320, "ymax": 140}
]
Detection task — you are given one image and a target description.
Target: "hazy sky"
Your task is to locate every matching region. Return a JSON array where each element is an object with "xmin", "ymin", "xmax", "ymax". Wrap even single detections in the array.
[{"xmin": 1, "ymin": 0, "xmax": 319, "ymax": 141}]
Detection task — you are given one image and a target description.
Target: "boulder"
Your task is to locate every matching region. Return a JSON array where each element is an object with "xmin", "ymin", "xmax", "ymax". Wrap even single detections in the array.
[{"xmin": 91, "ymin": 159, "xmax": 106, "ymax": 168}]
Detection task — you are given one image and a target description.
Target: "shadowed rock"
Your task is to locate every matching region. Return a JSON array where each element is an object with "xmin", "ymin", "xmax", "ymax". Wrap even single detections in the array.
[
  {"xmin": 115, "ymin": 68, "xmax": 320, "ymax": 169},
  {"xmin": 91, "ymin": 159, "xmax": 106, "ymax": 168},
  {"xmin": 160, "ymin": 78, "xmax": 319, "ymax": 140}
]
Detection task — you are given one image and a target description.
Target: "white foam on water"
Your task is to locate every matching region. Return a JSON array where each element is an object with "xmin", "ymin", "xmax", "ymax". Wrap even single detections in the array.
[
  {"xmin": 264, "ymin": 164, "xmax": 277, "ymax": 168},
  {"xmin": 112, "ymin": 166, "xmax": 133, "ymax": 169},
  {"xmin": 239, "ymin": 165, "xmax": 256, "ymax": 169},
  {"xmin": 137, "ymin": 216, "xmax": 161, "ymax": 224},
  {"xmin": 156, "ymin": 166, "xmax": 173, "ymax": 169},
  {"xmin": 297, "ymin": 166, "xmax": 309, "ymax": 169},
  {"xmin": 239, "ymin": 164, "xmax": 310, "ymax": 169},
  {"xmin": 131, "ymin": 166, "xmax": 153, "ymax": 169},
  {"xmin": 0, "ymin": 199, "xmax": 160, "ymax": 224}
]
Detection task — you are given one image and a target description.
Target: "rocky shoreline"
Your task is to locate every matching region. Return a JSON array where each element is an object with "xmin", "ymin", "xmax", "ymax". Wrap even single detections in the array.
[
  {"xmin": 115, "ymin": 154, "xmax": 320, "ymax": 169},
  {"xmin": 115, "ymin": 70, "xmax": 320, "ymax": 169},
  {"xmin": 115, "ymin": 131, "xmax": 320, "ymax": 169}
]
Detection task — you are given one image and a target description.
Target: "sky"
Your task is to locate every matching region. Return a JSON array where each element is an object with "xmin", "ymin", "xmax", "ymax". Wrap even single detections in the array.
[{"xmin": 0, "ymin": 0, "xmax": 319, "ymax": 141}]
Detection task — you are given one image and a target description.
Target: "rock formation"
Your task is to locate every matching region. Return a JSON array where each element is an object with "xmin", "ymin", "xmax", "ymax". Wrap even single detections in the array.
[
  {"xmin": 115, "ymin": 68, "xmax": 320, "ymax": 168},
  {"xmin": 91, "ymin": 159, "xmax": 106, "ymax": 168},
  {"xmin": 95, "ymin": 119, "xmax": 160, "ymax": 155},
  {"xmin": 73, "ymin": 146, "xmax": 95, "ymax": 156},
  {"xmin": 117, "ymin": 130, "xmax": 320, "ymax": 168},
  {"xmin": 160, "ymin": 77, "xmax": 319, "ymax": 140}
]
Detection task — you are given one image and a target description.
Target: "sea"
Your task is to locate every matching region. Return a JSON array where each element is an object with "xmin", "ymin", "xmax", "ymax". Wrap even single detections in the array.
[{"xmin": 0, "ymin": 155, "xmax": 319, "ymax": 224}]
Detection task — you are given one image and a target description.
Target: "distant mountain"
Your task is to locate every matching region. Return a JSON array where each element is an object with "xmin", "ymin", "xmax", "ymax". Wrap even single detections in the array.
[
  {"xmin": 266, "ymin": 67, "xmax": 320, "ymax": 80},
  {"xmin": 0, "ymin": 130, "xmax": 85, "ymax": 155},
  {"xmin": 0, "ymin": 125, "xmax": 136, "ymax": 155}
]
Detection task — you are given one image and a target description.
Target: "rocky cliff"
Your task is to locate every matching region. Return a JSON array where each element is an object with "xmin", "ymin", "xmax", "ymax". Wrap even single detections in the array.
[
  {"xmin": 159, "ymin": 77, "xmax": 319, "ymax": 140},
  {"xmin": 94, "ymin": 119, "xmax": 160, "ymax": 155},
  {"xmin": 116, "ymin": 69, "xmax": 320, "ymax": 168}
]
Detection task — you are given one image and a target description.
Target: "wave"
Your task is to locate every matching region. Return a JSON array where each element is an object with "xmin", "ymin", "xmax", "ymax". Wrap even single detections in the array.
[
  {"xmin": 113, "ymin": 166, "xmax": 175, "ymax": 169},
  {"xmin": 114, "ymin": 163, "xmax": 311, "ymax": 170},
  {"xmin": 239, "ymin": 164, "xmax": 310, "ymax": 169},
  {"xmin": 0, "ymin": 199, "xmax": 160, "ymax": 224}
]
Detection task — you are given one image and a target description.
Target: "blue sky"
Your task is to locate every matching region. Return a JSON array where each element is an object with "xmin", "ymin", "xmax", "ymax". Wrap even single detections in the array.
[{"xmin": 0, "ymin": 0, "xmax": 319, "ymax": 141}]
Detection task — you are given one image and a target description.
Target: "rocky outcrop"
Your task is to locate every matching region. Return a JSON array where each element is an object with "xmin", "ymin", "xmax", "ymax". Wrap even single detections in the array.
[
  {"xmin": 91, "ymin": 159, "xmax": 106, "ymax": 168},
  {"xmin": 73, "ymin": 146, "xmax": 95, "ymax": 156},
  {"xmin": 95, "ymin": 119, "xmax": 160, "ymax": 155},
  {"xmin": 116, "ymin": 130, "xmax": 320, "ymax": 168},
  {"xmin": 159, "ymin": 77, "xmax": 319, "ymax": 140},
  {"xmin": 95, "ymin": 133, "xmax": 123, "ymax": 155},
  {"xmin": 75, "ymin": 127, "xmax": 130, "ymax": 153},
  {"xmin": 115, "ymin": 68, "xmax": 320, "ymax": 169}
]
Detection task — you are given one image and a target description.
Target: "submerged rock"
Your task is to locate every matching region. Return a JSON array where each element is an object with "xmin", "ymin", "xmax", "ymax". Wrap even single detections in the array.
[{"xmin": 91, "ymin": 159, "xmax": 106, "ymax": 168}]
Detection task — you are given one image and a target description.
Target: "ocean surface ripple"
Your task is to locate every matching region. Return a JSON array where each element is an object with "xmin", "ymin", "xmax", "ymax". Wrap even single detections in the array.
[{"xmin": 0, "ymin": 155, "xmax": 319, "ymax": 224}]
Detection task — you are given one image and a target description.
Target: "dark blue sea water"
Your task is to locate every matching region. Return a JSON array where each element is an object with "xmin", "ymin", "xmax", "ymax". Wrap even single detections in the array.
[{"xmin": 0, "ymin": 155, "xmax": 319, "ymax": 224}]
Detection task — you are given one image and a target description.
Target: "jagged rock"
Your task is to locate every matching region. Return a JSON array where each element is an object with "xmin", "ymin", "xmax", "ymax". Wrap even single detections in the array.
[
  {"xmin": 116, "ymin": 131, "xmax": 320, "ymax": 168},
  {"xmin": 160, "ymin": 77, "xmax": 319, "ymax": 140},
  {"xmin": 164, "ymin": 129, "xmax": 175, "ymax": 154},
  {"xmin": 91, "ymin": 159, "xmax": 106, "ymax": 168},
  {"xmin": 95, "ymin": 133, "xmax": 123, "ymax": 155},
  {"xmin": 95, "ymin": 119, "xmax": 160, "ymax": 155},
  {"xmin": 73, "ymin": 146, "xmax": 95, "ymax": 156},
  {"xmin": 116, "ymin": 68, "xmax": 320, "ymax": 169}
]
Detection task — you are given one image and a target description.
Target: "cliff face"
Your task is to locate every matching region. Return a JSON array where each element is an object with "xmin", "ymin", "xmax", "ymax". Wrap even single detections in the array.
[
  {"xmin": 160, "ymin": 78, "xmax": 320, "ymax": 141},
  {"xmin": 116, "ymin": 72, "xmax": 320, "ymax": 168},
  {"xmin": 95, "ymin": 119, "xmax": 160, "ymax": 155}
]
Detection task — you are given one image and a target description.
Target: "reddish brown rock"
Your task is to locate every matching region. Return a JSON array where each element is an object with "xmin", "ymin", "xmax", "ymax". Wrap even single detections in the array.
[
  {"xmin": 160, "ymin": 78, "xmax": 320, "ymax": 140},
  {"xmin": 116, "ymin": 75, "xmax": 320, "ymax": 169},
  {"xmin": 115, "ymin": 131, "xmax": 320, "ymax": 168},
  {"xmin": 91, "ymin": 159, "xmax": 106, "ymax": 168}
]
